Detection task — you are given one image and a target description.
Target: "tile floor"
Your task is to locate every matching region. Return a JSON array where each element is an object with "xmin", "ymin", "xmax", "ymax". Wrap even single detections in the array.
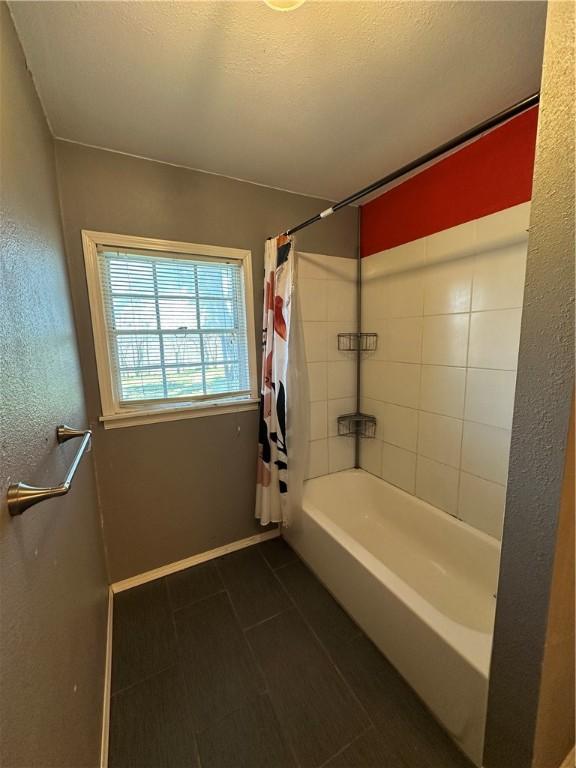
[{"xmin": 109, "ymin": 538, "xmax": 473, "ymax": 768}]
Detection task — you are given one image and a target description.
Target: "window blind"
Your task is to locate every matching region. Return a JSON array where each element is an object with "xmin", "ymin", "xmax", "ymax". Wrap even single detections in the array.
[{"xmin": 97, "ymin": 248, "xmax": 252, "ymax": 405}]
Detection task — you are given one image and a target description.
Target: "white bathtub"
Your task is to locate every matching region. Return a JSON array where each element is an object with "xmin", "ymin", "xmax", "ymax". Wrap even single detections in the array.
[{"xmin": 284, "ymin": 468, "xmax": 500, "ymax": 766}]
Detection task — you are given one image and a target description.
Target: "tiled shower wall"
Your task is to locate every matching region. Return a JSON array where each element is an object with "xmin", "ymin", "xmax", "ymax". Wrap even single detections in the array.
[
  {"xmin": 299, "ymin": 252, "xmax": 357, "ymax": 479},
  {"xmin": 360, "ymin": 202, "xmax": 530, "ymax": 539}
]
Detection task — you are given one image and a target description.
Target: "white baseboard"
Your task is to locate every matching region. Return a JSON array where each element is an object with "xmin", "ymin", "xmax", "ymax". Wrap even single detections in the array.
[
  {"xmin": 111, "ymin": 529, "xmax": 280, "ymax": 594},
  {"xmin": 100, "ymin": 587, "xmax": 113, "ymax": 768},
  {"xmin": 560, "ymin": 747, "xmax": 575, "ymax": 768}
]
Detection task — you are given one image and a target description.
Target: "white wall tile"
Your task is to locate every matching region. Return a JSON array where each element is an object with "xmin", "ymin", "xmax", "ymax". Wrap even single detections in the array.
[
  {"xmin": 320, "ymin": 254, "xmax": 356, "ymax": 282},
  {"xmin": 468, "ymin": 309, "xmax": 522, "ymax": 370},
  {"xmin": 309, "ymin": 401, "xmax": 328, "ymax": 441},
  {"xmin": 360, "ymin": 438, "xmax": 382, "ymax": 477},
  {"xmin": 364, "ymin": 238, "xmax": 426, "ymax": 279},
  {"xmin": 419, "ymin": 365, "xmax": 466, "ymax": 418},
  {"xmin": 381, "ymin": 443, "xmax": 417, "ymax": 494},
  {"xmin": 461, "ymin": 421, "xmax": 511, "ymax": 485},
  {"xmin": 380, "ymin": 402, "xmax": 418, "ymax": 452},
  {"xmin": 366, "ymin": 319, "xmax": 387, "ymax": 361},
  {"xmin": 472, "ymin": 243, "xmax": 527, "ymax": 311},
  {"xmin": 423, "ymin": 256, "xmax": 473, "ymax": 315},
  {"xmin": 327, "ymin": 397, "xmax": 356, "ymax": 437},
  {"xmin": 458, "ymin": 472, "xmax": 506, "ymax": 540},
  {"xmin": 298, "ymin": 252, "xmax": 356, "ymax": 282},
  {"xmin": 422, "ymin": 314, "xmax": 469, "ymax": 367},
  {"xmin": 328, "ymin": 436, "xmax": 355, "ymax": 473},
  {"xmin": 426, "ymin": 220, "xmax": 476, "ymax": 264},
  {"xmin": 308, "ymin": 439, "xmax": 328, "ymax": 479},
  {"xmin": 417, "ymin": 412, "xmax": 463, "ymax": 468},
  {"xmin": 327, "ymin": 280, "xmax": 356, "ymax": 323},
  {"xmin": 416, "ymin": 456, "xmax": 459, "ymax": 515},
  {"xmin": 385, "ymin": 317, "xmax": 423, "ymax": 363},
  {"xmin": 475, "ymin": 202, "xmax": 530, "ymax": 253},
  {"xmin": 357, "ymin": 208, "xmax": 527, "ymax": 538},
  {"xmin": 465, "ymin": 368, "xmax": 517, "ymax": 429},
  {"xmin": 382, "ymin": 362, "xmax": 421, "ymax": 409},
  {"xmin": 298, "ymin": 252, "xmax": 329, "ymax": 280},
  {"xmin": 303, "ymin": 322, "xmax": 328, "ymax": 362},
  {"xmin": 361, "ymin": 397, "xmax": 385, "ymax": 437},
  {"xmin": 362, "ymin": 277, "xmax": 388, "ymax": 321},
  {"xmin": 300, "ymin": 279, "xmax": 327, "ymax": 321},
  {"xmin": 307, "ymin": 362, "xmax": 327, "ymax": 402},
  {"xmin": 327, "ymin": 361, "xmax": 356, "ymax": 400},
  {"xmin": 325, "ymin": 322, "xmax": 352, "ymax": 361},
  {"xmin": 386, "ymin": 272, "xmax": 425, "ymax": 318},
  {"xmin": 362, "ymin": 360, "xmax": 385, "ymax": 401}
]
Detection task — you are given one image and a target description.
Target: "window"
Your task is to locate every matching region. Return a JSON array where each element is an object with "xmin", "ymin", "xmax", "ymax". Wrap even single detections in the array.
[{"xmin": 82, "ymin": 231, "xmax": 258, "ymax": 428}]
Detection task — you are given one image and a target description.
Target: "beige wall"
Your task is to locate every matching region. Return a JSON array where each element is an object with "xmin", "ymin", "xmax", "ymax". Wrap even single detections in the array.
[
  {"xmin": 54, "ymin": 140, "xmax": 358, "ymax": 581},
  {"xmin": 0, "ymin": 5, "xmax": 108, "ymax": 767}
]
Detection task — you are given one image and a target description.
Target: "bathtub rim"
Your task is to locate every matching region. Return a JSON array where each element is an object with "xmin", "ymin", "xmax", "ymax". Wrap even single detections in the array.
[{"xmin": 301, "ymin": 468, "xmax": 499, "ymax": 678}]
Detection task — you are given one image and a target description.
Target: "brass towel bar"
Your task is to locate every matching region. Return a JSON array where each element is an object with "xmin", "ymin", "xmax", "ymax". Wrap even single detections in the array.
[{"xmin": 7, "ymin": 425, "xmax": 92, "ymax": 516}]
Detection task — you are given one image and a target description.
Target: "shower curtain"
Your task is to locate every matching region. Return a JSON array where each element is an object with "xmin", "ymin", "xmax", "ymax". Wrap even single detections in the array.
[{"xmin": 255, "ymin": 235, "xmax": 308, "ymax": 526}]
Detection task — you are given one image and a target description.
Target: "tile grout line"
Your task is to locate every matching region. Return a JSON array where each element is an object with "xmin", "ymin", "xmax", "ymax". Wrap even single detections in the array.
[
  {"xmin": 169, "ymin": 572, "xmax": 271, "ymax": 755},
  {"xmin": 212, "ymin": 558, "xmax": 270, "ymax": 687},
  {"xmin": 171, "ymin": 587, "xmax": 228, "ymax": 616},
  {"xmin": 255, "ymin": 546, "xmax": 375, "ymax": 766},
  {"xmin": 173, "ymin": 562, "xmax": 298, "ymax": 762},
  {"xmin": 267, "ymin": 556, "xmax": 375, "ymax": 737},
  {"xmin": 164, "ymin": 577, "xmax": 205, "ymax": 768},
  {"xmin": 242, "ymin": 608, "xmax": 290, "ymax": 633},
  {"xmin": 317, "ymin": 725, "xmax": 375, "ymax": 768},
  {"xmin": 455, "ymin": 256, "xmax": 476, "ymax": 525},
  {"xmin": 237, "ymin": 547, "xmax": 302, "ymax": 768},
  {"xmin": 110, "ymin": 660, "xmax": 178, "ymax": 699},
  {"xmin": 413, "ymin": 264, "xmax": 427, "ymax": 493}
]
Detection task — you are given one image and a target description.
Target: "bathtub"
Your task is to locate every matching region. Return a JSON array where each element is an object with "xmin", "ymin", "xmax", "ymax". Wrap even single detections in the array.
[{"xmin": 283, "ymin": 468, "xmax": 500, "ymax": 766}]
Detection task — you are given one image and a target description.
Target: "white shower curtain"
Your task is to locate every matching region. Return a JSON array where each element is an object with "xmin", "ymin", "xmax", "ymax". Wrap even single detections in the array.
[{"xmin": 255, "ymin": 236, "xmax": 308, "ymax": 526}]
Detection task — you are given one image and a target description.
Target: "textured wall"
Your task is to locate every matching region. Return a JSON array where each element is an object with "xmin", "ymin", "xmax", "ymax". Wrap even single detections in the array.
[
  {"xmin": 532, "ymin": 402, "xmax": 574, "ymax": 768},
  {"xmin": 9, "ymin": 1, "xmax": 547, "ymax": 201},
  {"xmin": 54, "ymin": 140, "xmax": 358, "ymax": 582},
  {"xmin": 0, "ymin": 5, "xmax": 108, "ymax": 767},
  {"xmin": 484, "ymin": 2, "xmax": 575, "ymax": 767}
]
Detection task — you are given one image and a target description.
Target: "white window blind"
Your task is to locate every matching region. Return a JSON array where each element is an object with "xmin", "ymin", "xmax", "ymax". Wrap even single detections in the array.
[{"xmin": 97, "ymin": 248, "xmax": 252, "ymax": 406}]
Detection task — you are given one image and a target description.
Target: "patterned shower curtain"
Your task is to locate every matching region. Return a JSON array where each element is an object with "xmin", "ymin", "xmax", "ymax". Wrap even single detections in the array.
[{"xmin": 255, "ymin": 235, "xmax": 295, "ymax": 525}]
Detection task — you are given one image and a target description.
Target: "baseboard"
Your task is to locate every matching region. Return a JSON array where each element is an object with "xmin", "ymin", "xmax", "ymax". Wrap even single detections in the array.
[
  {"xmin": 100, "ymin": 587, "xmax": 113, "ymax": 768},
  {"xmin": 111, "ymin": 529, "xmax": 280, "ymax": 594},
  {"xmin": 560, "ymin": 747, "xmax": 575, "ymax": 768}
]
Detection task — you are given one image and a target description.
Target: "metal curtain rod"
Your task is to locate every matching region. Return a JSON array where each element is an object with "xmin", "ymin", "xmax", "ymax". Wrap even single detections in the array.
[{"xmin": 276, "ymin": 92, "xmax": 540, "ymax": 239}]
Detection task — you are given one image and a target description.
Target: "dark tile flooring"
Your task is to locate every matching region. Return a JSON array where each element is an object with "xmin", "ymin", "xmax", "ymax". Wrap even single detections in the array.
[{"xmin": 109, "ymin": 538, "xmax": 473, "ymax": 768}]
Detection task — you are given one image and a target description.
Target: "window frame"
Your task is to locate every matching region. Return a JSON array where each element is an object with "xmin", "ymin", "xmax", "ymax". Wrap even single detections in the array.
[{"xmin": 82, "ymin": 230, "xmax": 259, "ymax": 429}]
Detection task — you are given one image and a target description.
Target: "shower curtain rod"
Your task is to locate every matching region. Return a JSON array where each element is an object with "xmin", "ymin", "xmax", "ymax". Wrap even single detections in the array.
[{"xmin": 274, "ymin": 92, "xmax": 539, "ymax": 239}]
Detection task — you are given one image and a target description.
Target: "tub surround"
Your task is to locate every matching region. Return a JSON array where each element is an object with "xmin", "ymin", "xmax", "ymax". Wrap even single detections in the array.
[
  {"xmin": 299, "ymin": 252, "xmax": 358, "ymax": 479},
  {"xmin": 360, "ymin": 203, "xmax": 529, "ymax": 540}
]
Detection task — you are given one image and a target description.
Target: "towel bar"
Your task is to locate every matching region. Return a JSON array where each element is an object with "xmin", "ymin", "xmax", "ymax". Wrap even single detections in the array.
[{"xmin": 7, "ymin": 425, "xmax": 92, "ymax": 516}]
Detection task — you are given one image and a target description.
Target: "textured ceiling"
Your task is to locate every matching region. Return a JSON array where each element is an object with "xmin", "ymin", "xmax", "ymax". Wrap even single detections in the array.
[{"xmin": 9, "ymin": 1, "xmax": 546, "ymax": 201}]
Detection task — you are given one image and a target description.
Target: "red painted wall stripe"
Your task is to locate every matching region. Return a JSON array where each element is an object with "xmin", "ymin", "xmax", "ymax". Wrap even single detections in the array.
[{"xmin": 360, "ymin": 107, "xmax": 538, "ymax": 257}]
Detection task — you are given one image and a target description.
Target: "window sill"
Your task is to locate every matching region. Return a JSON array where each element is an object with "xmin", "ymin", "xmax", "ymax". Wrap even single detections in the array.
[{"xmin": 99, "ymin": 398, "xmax": 260, "ymax": 429}]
